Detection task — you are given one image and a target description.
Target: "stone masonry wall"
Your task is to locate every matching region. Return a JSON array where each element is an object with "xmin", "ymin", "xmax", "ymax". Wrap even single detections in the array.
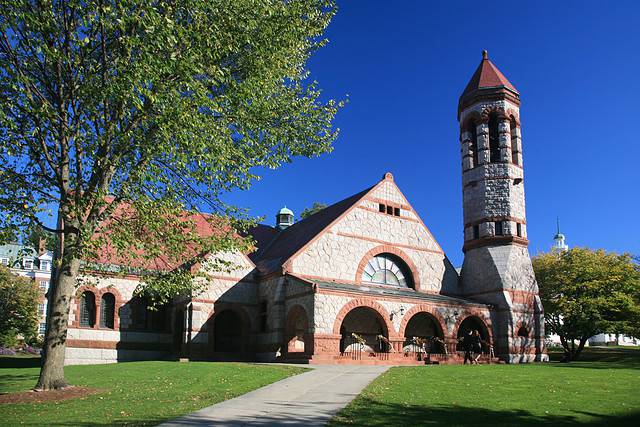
[{"xmin": 290, "ymin": 178, "xmax": 459, "ymax": 294}]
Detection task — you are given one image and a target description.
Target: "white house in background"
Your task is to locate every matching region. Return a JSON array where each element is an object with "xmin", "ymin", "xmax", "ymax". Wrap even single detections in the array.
[{"xmin": 0, "ymin": 241, "xmax": 53, "ymax": 336}]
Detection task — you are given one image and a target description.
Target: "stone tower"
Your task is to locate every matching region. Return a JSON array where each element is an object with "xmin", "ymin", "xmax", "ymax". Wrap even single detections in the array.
[{"xmin": 458, "ymin": 51, "xmax": 546, "ymax": 363}]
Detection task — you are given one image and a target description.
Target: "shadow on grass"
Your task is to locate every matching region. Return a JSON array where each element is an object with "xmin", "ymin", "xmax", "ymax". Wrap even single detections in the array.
[
  {"xmin": 547, "ymin": 347, "xmax": 640, "ymax": 369},
  {"xmin": 332, "ymin": 399, "xmax": 640, "ymax": 427},
  {"xmin": 0, "ymin": 356, "xmax": 41, "ymax": 369}
]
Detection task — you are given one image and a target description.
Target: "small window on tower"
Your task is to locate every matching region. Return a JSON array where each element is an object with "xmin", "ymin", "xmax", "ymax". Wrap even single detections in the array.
[
  {"xmin": 510, "ymin": 116, "xmax": 519, "ymax": 166},
  {"xmin": 488, "ymin": 113, "xmax": 501, "ymax": 163},
  {"xmin": 516, "ymin": 223, "xmax": 522, "ymax": 237},
  {"xmin": 394, "ymin": 207, "xmax": 400, "ymax": 216},
  {"xmin": 378, "ymin": 203, "xmax": 385, "ymax": 213},
  {"xmin": 473, "ymin": 225, "xmax": 480, "ymax": 239},
  {"xmin": 386, "ymin": 206, "xmax": 393, "ymax": 215},
  {"xmin": 495, "ymin": 221, "xmax": 504, "ymax": 236}
]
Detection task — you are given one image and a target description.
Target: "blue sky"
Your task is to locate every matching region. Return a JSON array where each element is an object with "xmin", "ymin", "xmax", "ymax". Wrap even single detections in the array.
[{"xmin": 228, "ymin": 0, "xmax": 640, "ymax": 266}]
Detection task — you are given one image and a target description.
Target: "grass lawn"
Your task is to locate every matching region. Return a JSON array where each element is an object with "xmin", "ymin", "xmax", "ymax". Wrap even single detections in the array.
[
  {"xmin": 0, "ymin": 356, "xmax": 306, "ymax": 426},
  {"xmin": 331, "ymin": 347, "xmax": 640, "ymax": 426}
]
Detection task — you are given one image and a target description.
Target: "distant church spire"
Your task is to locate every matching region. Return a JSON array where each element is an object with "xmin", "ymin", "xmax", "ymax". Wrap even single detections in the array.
[{"xmin": 552, "ymin": 218, "xmax": 568, "ymax": 253}]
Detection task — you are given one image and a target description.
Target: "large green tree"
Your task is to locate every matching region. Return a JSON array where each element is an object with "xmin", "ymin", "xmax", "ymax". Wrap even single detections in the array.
[
  {"xmin": 0, "ymin": 0, "xmax": 342, "ymax": 389},
  {"xmin": 0, "ymin": 266, "xmax": 40, "ymax": 347},
  {"xmin": 533, "ymin": 248, "xmax": 640, "ymax": 361}
]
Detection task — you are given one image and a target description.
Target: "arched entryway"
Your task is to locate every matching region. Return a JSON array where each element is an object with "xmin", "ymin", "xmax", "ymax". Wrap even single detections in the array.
[
  {"xmin": 339, "ymin": 306, "xmax": 389, "ymax": 353},
  {"xmin": 284, "ymin": 305, "xmax": 309, "ymax": 354},
  {"xmin": 403, "ymin": 312, "xmax": 445, "ymax": 353},
  {"xmin": 456, "ymin": 315, "xmax": 490, "ymax": 352},
  {"xmin": 213, "ymin": 309, "xmax": 248, "ymax": 353}
]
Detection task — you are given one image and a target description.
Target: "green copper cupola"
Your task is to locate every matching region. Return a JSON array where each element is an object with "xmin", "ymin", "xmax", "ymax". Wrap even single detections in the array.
[{"xmin": 276, "ymin": 206, "xmax": 294, "ymax": 230}]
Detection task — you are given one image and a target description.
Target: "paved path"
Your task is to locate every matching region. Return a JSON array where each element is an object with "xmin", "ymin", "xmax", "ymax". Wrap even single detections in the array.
[{"xmin": 160, "ymin": 364, "xmax": 389, "ymax": 426}]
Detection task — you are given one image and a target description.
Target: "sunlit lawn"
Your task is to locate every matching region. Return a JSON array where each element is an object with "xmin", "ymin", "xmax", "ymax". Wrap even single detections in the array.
[
  {"xmin": 0, "ymin": 357, "xmax": 306, "ymax": 426},
  {"xmin": 331, "ymin": 347, "xmax": 640, "ymax": 426}
]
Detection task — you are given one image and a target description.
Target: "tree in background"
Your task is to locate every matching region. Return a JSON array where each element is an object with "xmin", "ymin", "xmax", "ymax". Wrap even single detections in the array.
[
  {"xmin": 300, "ymin": 202, "xmax": 328, "ymax": 219},
  {"xmin": 533, "ymin": 248, "xmax": 640, "ymax": 361},
  {"xmin": 0, "ymin": 266, "xmax": 39, "ymax": 347},
  {"xmin": 0, "ymin": 0, "xmax": 342, "ymax": 389}
]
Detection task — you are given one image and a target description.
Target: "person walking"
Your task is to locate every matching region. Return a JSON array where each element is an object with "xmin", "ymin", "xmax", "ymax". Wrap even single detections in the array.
[
  {"xmin": 471, "ymin": 330, "xmax": 483, "ymax": 364},
  {"xmin": 461, "ymin": 330, "xmax": 474, "ymax": 364}
]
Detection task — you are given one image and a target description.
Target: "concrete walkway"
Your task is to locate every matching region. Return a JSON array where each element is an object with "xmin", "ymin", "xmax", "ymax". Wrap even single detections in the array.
[{"xmin": 160, "ymin": 364, "xmax": 389, "ymax": 426}]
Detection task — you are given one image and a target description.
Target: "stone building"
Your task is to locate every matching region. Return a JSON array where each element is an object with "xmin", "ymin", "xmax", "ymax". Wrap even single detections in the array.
[{"xmin": 64, "ymin": 52, "xmax": 547, "ymax": 365}]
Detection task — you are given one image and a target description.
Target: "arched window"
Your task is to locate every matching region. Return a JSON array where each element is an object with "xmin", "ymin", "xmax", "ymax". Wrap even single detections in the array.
[
  {"xmin": 361, "ymin": 254, "xmax": 413, "ymax": 288},
  {"xmin": 79, "ymin": 291, "xmax": 96, "ymax": 327},
  {"xmin": 488, "ymin": 113, "xmax": 500, "ymax": 163},
  {"xmin": 510, "ymin": 116, "xmax": 519, "ymax": 165},
  {"xmin": 100, "ymin": 293, "xmax": 115, "ymax": 329},
  {"xmin": 467, "ymin": 119, "xmax": 478, "ymax": 167}
]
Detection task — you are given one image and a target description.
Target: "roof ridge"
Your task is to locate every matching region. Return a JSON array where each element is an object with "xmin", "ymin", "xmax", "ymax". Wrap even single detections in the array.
[{"xmin": 253, "ymin": 181, "xmax": 381, "ymax": 275}]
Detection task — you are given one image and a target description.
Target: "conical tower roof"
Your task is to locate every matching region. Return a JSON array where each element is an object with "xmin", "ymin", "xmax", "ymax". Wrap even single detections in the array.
[{"xmin": 459, "ymin": 51, "xmax": 520, "ymax": 114}]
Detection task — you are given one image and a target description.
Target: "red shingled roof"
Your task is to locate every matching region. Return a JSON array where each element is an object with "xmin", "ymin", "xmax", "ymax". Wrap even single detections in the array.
[
  {"xmin": 251, "ymin": 186, "xmax": 375, "ymax": 274},
  {"xmin": 460, "ymin": 50, "xmax": 518, "ymax": 99},
  {"xmin": 89, "ymin": 201, "xmax": 237, "ymax": 273}
]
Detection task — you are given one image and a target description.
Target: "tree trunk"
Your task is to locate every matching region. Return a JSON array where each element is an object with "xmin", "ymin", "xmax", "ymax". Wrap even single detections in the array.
[
  {"xmin": 572, "ymin": 337, "xmax": 588, "ymax": 361},
  {"xmin": 34, "ymin": 254, "xmax": 81, "ymax": 390}
]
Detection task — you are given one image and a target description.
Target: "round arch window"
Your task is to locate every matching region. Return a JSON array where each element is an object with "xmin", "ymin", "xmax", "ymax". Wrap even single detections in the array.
[{"xmin": 361, "ymin": 254, "xmax": 413, "ymax": 288}]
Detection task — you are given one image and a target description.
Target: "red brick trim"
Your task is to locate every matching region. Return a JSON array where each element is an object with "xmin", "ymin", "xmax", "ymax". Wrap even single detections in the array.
[
  {"xmin": 73, "ymin": 285, "xmax": 124, "ymax": 330},
  {"xmin": 458, "ymin": 90, "xmax": 521, "ymax": 118},
  {"xmin": 355, "ymin": 245, "xmax": 422, "ymax": 291},
  {"xmin": 398, "ymin": 304, "xmax": 448, "ymax": 339},
  {"xmin": 66, "ymin": 339, "xmax": 171, "ymax": 351},
  {"xmin": 332, "ymin": 298, "xmax": 398, "ymax": 339},
  {"xmin": 480, "ymin": 105, "xmax": 509, "ymax": 122},
  {"xmin": 505, "ymin": 108, "xmax": 520, "ymax": 126},
  {"xmin": 463, "ymin": 235, "xmax": 529, "ymax": 252},
  {"xmin": 337, "ymin": 232, "xmax": 444, "ymax": 255}
]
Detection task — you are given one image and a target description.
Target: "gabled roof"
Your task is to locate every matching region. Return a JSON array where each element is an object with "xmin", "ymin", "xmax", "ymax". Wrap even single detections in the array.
[
  {"xmin": 244, "ymin": 224, "xmax": 278, "ymax": 262},
  {"xmin": 251, "ymin": 185, "xmax": 374, "ymax": 274},
  {"xmin": 460, "ymin": 50, "xmax": 518, "ymax": 99}
]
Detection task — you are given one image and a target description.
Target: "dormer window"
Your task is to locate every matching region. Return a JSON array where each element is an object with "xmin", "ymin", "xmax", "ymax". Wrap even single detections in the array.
[
  {"xmin": 0, "ymin": 258, "xmax": 8, "ymax": 266},
  {"xmin": 23, "ymin": 259, "xmax": 33, "ymax": 270},
  {"xmin": 40, "ymin": 260, "xmax": 50, "ymax": 271}
]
